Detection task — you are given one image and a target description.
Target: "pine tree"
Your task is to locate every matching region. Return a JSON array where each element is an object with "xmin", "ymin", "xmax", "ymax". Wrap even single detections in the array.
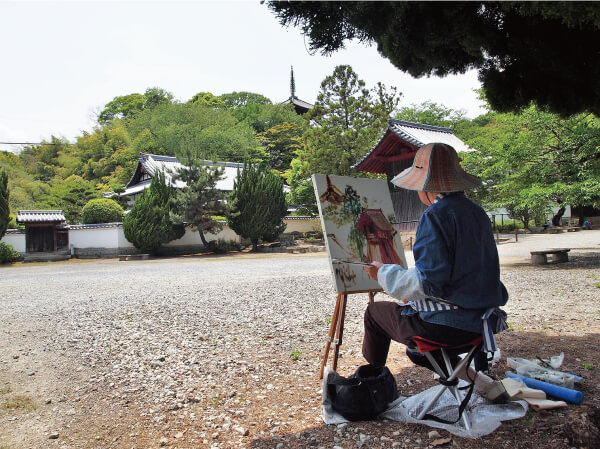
[
  {"xmin": 172, "ymin": 155, "xmax": 229, "ymax": 247},
  {"xmin": 0, "ymin": 170, "xmax": 9, "ymax": 239},
  {"xmin": 228, "ymin": 164, "xmax": 288, "ymax": 251},
  {"xmin": 123, "ymin": 172, "xmax": 183, "ymax": 253}
]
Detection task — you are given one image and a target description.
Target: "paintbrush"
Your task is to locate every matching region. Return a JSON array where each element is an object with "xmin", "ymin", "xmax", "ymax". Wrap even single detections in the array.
[{"xmin": 331, "ymin": 259, "xmax": 374, "ymax": 267}]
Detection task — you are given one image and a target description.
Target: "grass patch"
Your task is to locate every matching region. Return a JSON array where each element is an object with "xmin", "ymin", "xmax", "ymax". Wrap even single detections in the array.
[
  {"xmin": 595, "ymin": 282, "xmax": 600, "ymax": 289},
  {"xmin": 581, "ymin": 362, "xmax": 594, "ymax": 371},
  {"xmin": 289, "ymin": 350, "xmax": 302, "ymax": 361},
  {"xmin": 0, "ymin": 386, "xmax": 12, "ymax": 395},
  {"xmin": 2, "ymin": 394, "xmax": 37, "ymax": 411}
]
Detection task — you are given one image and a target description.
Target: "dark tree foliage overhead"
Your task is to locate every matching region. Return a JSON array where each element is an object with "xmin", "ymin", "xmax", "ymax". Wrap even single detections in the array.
[{"xmin": 267, "ymin": 1, "xmax": 600, "ymax": 117}]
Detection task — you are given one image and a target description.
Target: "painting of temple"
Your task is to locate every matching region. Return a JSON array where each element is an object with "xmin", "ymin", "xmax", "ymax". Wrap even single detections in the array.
[{"xmin": 313, "ymin": 174, "xmax": 407, "ymax": 294}]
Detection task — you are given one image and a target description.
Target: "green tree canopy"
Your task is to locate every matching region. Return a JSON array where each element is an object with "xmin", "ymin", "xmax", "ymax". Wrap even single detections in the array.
[
  {"xmin": 396, "ymin": 101, "xmax": 466, "ymax": 128},
  {"xmin": 227, "ymin": 164, "xmax": 287, "ymax": 251},
  {"xmin": 219, "ymin": 91, "xmax": 272, "ymax": 109},
  {"xmin": 256, "ymin": 121, "xmax": 304, "ymax": 174},
  {"xmin": 268, "ymin": 1, "xmax": 600, "ymax": 117},
  {"xmin": 42, "ymin": 175, "xmax": 99, "ymax": 224},
  {"xmin": 188, "ymin": 92, "xmax": 225, "ymax": 108},
  {"xmin": 126, "ymin": 102, "xmax": 264, "ymax": 162},
  {"xmin": 98, "ymin": 87, "xmax": 175, "ymax": 124},
  {"xmin": 123, "ymin": 172, "xmax": 183, "ymax": 253},
  {"xmin": 294, "ymin": 64, "xmax": 398, "ymax": 178},
  {"xmin": 460, "ymin": 106, "xmax": 600, "ymax": 226}
]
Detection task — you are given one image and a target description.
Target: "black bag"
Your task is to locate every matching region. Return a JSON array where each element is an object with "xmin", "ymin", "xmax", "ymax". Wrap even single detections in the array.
[{"xmin": 327, "ymin": 364, "xmax": 399, "ymax": 421}]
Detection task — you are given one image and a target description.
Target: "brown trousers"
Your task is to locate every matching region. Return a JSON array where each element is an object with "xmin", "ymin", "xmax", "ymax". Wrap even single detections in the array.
[{"xmin": 362, "ymin": 301, "xmax": 480, "ymax": 367}]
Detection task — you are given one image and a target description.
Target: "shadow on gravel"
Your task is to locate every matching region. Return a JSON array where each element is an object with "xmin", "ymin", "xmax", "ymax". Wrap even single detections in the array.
[
  {"xmin": 248, "ymin": 332, "xmax": 600, "ymax": 449},
  {"xmin": 503, "ymin": 251, "xmax": 600, "ymax": 270}
]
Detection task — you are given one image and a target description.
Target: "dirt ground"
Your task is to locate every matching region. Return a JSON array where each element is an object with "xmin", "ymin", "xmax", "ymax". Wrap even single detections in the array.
[{"xmin": 1, "ymin": 241, "xmax": 599, "ymax": 449}]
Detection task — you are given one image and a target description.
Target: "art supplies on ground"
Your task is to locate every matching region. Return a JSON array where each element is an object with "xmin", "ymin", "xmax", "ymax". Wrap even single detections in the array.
[{"xmin": 506, "ymin": 353, "xmax": 582, "ymax": 388}]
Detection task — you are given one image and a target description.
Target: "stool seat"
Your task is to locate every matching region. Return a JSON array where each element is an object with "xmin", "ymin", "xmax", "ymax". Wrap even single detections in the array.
[{"xmin": 412, "ymin": 335, "xmax": 484, "ymax": 354}]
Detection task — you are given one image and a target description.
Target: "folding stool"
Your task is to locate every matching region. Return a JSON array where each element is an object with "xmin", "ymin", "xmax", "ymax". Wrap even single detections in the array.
[{"xmin": 408, "ymin": 335, "xmax": 485, "ymax": 431}]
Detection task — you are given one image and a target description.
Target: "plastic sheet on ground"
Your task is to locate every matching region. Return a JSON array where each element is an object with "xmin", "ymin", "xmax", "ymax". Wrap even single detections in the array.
[{"xmin": 322, "ymin": 367, "xmax": 528, "ymax": 438}]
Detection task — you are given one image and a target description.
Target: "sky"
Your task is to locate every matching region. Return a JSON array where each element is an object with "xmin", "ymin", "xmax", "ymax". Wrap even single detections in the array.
[{"xmin": 0, "ymin": 0, "xmax": 486, "ymax": 152}]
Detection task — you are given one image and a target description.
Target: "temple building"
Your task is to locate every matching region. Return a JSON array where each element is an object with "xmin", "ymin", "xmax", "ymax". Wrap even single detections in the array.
[
  {"xmin": 105, "ymin": 153, "xmax": 244, "ymax": 205},
  {"xmin": 354, "ymin": 119, "xmax": 473, "ymax": 232}
]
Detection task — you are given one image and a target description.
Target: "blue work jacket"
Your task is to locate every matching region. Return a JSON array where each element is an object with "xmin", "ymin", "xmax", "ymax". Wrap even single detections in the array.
[{"xmin": 379, "ymin": 192, "xmax": 508, "ymax": 333}]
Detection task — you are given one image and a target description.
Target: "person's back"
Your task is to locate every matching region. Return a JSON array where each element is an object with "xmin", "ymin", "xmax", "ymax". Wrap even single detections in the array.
[{"xmin": 413, "ymin": 192, "xmax": 508, "ymax": 332}]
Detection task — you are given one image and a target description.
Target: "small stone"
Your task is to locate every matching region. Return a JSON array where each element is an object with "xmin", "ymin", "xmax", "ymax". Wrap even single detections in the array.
[
  {"xmin": 428, "ymin": 430, "xmax": 441, "ymax": 439},
  {"xmin": 175, "ymin": 431, "xmax": 184, "ymax": 439},
  {"xmin": 48, "ymin": 432, "xmax": 59, "ymax": 439},
  {"xmin": 45, "ymin": 398, "xmax": 52, "ymax": 405},
  {"xmin": 159, "ymin": 437, "xmax": 168, "ymax": 446}
]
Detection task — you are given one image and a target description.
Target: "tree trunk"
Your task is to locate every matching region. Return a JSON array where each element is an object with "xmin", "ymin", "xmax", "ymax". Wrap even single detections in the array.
[
  {"xmin": 251, "ymin": 239, "xmax": 259, "ymax": 252},
  {"xmin": 552, "ymin": 207, "xmax": 566, "ymax": 226},
  {"xmin": 199, "ymin": 230, "xmax": 209, "ymax": 247}
]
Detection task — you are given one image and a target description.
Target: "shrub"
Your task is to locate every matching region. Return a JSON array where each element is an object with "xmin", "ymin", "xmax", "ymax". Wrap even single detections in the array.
[
  {"xmin": 123, "ymin": 172, "xmax": 183, "ymax": 253},
  {"xmin": 81, "ymin": 198, "xmax": 124, "ymax": 224},
  {"xmin": 0, "ymin": 242, "xmax": 21, "ymax": 264},
  {"xmin": 0, "ymin": 170, "xmax": 9, "ymax": 239},
  {"xmin": 227, "ymin": 163, "xmax": 287, "ymax": 251},
  {"xmin": 206, "ymin": 239, "xmax": 242, "ymax": 253}
]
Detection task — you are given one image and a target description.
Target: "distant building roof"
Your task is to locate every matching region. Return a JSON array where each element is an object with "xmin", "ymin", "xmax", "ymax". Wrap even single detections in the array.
[
  {"xmin": 16, "ymin": 210, "xmax": 66, "ymax": 224},
  {"xmin": 113, "ymin": 153, "xmax": 245, "ymax": 198},
  {"xmin": 282, "ymin": 96, "xmax": 314, "ymax": 115},
  {"xmin": 354, "ymin": 119, "xmax": 473, "ymax": 174}
]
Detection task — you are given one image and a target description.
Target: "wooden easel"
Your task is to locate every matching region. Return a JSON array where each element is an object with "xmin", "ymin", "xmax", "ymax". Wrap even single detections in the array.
[{"xmin": 319, "ymin": 289, "xmax": 381, "ymax": 379}]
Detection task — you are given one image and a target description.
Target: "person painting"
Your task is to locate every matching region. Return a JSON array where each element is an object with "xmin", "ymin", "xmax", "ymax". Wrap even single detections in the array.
[{"xmin": 363, "ymin": 142, "xmax": 509, "ymax": 401}]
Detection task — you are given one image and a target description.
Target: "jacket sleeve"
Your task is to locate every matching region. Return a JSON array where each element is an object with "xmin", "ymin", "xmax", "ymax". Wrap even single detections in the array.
[{"xmin": 377, "ymin": 264, "xmax": 427, "ymax": 302}]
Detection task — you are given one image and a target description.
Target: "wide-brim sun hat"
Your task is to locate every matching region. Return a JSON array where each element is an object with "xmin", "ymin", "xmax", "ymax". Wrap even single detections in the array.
[{"xmin": 390, "ymin": 142, "xmax": 482, "ymax": 192}]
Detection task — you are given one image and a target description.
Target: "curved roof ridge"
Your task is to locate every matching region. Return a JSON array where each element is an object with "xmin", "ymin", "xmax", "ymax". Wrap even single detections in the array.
[{"xmin": 389, "ymin": 118, "xmax": 453, "ymax": 133}]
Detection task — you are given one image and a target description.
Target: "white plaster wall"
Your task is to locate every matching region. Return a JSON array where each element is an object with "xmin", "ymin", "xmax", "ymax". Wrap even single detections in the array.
[
  {"xmin": 69, "ymin": 227, "xmax": 125, "ymax": 249},
  {"xmin": 1, "ymin": 232, "xmax": 25, "ymax": 252},
  {"xmin": 117, "ymin": 227, "xmax": 134, "ymax": 248},
  {"xmin": 283, "ymin": 218, "xmax": 322, "ymax": 234},
  {"xmin": 165, "ymin": 225, "xmax": 239, "ymax": 247}
]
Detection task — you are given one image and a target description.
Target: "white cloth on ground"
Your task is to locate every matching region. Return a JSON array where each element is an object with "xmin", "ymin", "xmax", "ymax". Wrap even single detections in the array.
[{"xmin": 322, "ymin": 367, "xmax": 528, "ymax": 439}]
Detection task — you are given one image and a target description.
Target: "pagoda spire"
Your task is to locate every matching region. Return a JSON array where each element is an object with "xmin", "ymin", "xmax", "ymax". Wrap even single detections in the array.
[{"xmin": 290, "ymin": 65, "xmax": 296, "ymax": 99}]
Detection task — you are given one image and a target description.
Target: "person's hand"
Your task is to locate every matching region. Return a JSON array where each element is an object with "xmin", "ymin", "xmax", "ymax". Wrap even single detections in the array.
[{"xmin": 364, "ymin": 261, "xmax": 383, "ymax": 280}]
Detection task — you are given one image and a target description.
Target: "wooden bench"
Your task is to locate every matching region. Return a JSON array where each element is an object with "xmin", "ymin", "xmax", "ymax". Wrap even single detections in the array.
[{"xmin": 530, "ymin": 248, "xmax": 570, "ymax": 265}]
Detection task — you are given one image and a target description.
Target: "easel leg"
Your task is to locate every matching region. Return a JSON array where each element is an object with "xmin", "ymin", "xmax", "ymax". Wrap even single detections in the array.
[
  {"xmin": 319, "ymin": 292, "xmax": 343, "ymax": 379},
  {"xmin": 368, "ymin": 291, "xmax": 375, "ymax": 304},
  {"xmin": 332, "ymin": 293, "xmax": 348, "ymax": 372}
]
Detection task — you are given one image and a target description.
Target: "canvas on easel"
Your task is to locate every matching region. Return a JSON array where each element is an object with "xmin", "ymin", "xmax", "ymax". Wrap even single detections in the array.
[
  {"xmin": 313, "ymin": 174, "xmax": 408, "ymax": 378},
  {"xmin": 312, "ymin": 174, "xmax": 407, "ymax": 293}
]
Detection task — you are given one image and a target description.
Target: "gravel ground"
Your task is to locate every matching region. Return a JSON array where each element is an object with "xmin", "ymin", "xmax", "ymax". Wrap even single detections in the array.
[{"xmin": 1, "ymin": 231, "xmax": 600, "ymax": 449}]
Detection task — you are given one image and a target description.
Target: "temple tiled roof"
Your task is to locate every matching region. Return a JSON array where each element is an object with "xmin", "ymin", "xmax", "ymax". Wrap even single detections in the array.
[
  {"xmin": 16, "ymin": 210, "xmax": 66, "ymax": 223},
  {"xmin": 115, "ymin": 153, "xmax": 245, "ymax": 198},
  {"xmin": 354, "ymin": 119, "xmax": 473, "ymax": 174}
]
